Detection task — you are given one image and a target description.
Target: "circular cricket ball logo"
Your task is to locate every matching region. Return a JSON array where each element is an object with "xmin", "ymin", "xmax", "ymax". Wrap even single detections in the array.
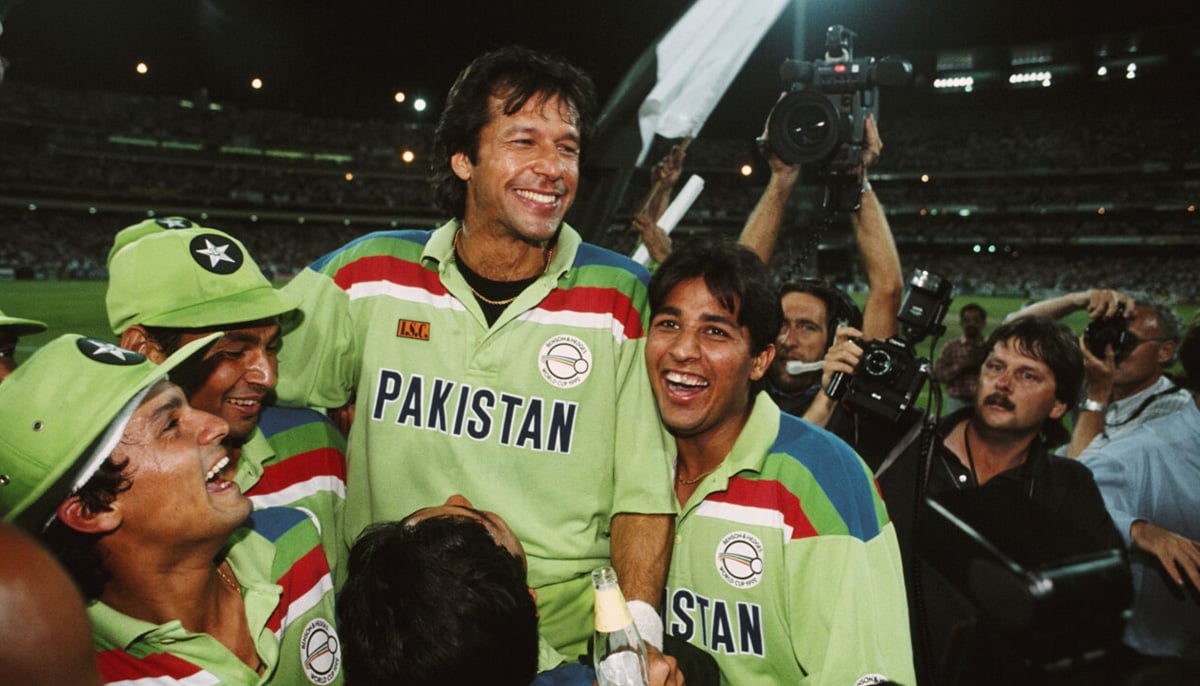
[
  {"xmin": 716, "ymin": 531, "xmax": 764, "ymax": 589},
  {"xmin": 299, "ymin": 618, "xmax": 341, "ymax": 684},
  {"xmin": 538, "ymin": 335, "xmax": 592, "ymax": 388}
]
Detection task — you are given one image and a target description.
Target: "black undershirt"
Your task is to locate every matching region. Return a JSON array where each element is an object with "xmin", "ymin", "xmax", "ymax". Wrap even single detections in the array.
[{"xmin": 454, "ymin": 249, "xmax": 538, "ymax": 326}]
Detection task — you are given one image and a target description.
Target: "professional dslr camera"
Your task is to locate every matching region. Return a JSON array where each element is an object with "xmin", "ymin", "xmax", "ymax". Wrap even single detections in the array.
[
  {"xmin": 826, "ymin": 269, "xmax": 954, "ymax": 422},
  {"xmin": 1083, "ymin": 305, "xmax": 1133, "ymax": 362},
  {"xmin": 762, "ymin": 25, "xmax": 912, "ymax": 213}
]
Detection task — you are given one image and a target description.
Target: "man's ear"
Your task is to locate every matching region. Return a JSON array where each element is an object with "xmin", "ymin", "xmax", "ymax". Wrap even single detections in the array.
[
  {"xmin": 749, "ymin": 343, "xmax": 776, "ymax": 382},
  {"xmin": 56, "ymin": 496, "xmax": 122, "ymax": 535},
  {"xmin": 450, "ymin": 151, "xmax": 473, "ymax": 182},
  {"xmin": 1157, "ymin": 340, "xmax": 1176, "ymax": 366},
  {"xmin": 120, "ymin": 326, "xmax": 167, "ymax": 364},
  {"xmin": 1048, "ymin": 398, "xmax": 1068, "ymax": 421}
]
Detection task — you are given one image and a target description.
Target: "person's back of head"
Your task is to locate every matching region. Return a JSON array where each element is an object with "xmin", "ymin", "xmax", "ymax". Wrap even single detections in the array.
[
  {"xmin": 0, "ymin": 522, "xmax": 101, "ymax": 686},
  {"xmin": 338, "ymin": 517, "xmax": 538, "ymax": 686}
]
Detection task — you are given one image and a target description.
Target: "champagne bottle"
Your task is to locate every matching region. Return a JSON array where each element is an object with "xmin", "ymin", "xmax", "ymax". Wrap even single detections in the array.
[{"xmin": 592, "ymin": 565, "xmax": 650, "ymax": 686}]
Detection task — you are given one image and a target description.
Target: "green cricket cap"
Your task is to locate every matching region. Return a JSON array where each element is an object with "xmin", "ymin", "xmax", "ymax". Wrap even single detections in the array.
[
  {"xmin": 0, "ymin": 306, "xmax": 47, "ymax": 337},
  {"xmin": 106, "ymin": 217, "xmax": 300, "ymax": 334},
  {"xmin": 0, "ymin": 333, "xmax": 220, "ymax": 532}
]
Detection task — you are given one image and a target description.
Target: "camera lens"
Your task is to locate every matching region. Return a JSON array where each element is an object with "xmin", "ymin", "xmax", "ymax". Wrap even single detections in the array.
[
  {"xmin": 766, "ymin": 91, "xmax": 840, "ymax": 165},
  {"xmin": 863, "ymin": 348, "xmax": 894, "ymax": 377}
]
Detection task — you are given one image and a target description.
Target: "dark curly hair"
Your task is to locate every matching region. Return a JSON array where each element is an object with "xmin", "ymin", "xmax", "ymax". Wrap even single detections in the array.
[
  {"xmin": 40, "ymin": 457, "xmax": 132, "ymax": 600},
  {"xmin": 431, "ymin": 45, "xmax": 598, "ymax": 218}
]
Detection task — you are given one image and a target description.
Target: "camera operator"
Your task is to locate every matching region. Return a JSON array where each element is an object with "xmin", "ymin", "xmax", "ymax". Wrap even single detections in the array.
[
  {"xmin": 742, "ymin": 113, "xmax": 905, "ymax": 437},
  {"xmin": 1006, "ymin": 289, "xmax": 1189, "ymax": 458},
  {"xmin": 876, "ymin": 316, "xmax": 1123, "ymax": 685}
]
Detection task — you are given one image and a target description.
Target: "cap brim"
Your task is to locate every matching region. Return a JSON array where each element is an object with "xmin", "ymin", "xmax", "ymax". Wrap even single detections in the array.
[
  {"xmin": 0, "ymin": 317, "xmax": 48, "ymax": 337},
  {"xmin": 128, "ymin": 287, "xmax": 301, "ymax": 332},
  {"xmin": 5, "ymin": 332, "xmax": 222, "ymax": 532}
]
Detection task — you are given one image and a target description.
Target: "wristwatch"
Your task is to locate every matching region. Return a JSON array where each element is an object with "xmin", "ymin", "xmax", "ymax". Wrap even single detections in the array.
[{"xmin": 1079, "ymin": 398, "xmax": 1107, "ymax": 412}]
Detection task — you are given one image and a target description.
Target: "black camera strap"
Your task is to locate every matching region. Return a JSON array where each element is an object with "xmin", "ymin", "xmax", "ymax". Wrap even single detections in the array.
[{"xmin": 1105, "ymin": 382, "xmax": 1182, "ymax": 430}]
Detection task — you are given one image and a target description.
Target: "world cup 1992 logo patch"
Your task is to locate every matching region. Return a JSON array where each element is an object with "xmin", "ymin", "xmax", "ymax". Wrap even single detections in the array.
[
  {"xmin": 299, "ymin": 618, "xmax": 341, "ymax": 684},
  {"xmin": 538, "ymin": 335, "xmax": 592, "ymax": 388},
  {"xmin": 715, "ymin": 531, "xmax": 764, "ymax": 589}
]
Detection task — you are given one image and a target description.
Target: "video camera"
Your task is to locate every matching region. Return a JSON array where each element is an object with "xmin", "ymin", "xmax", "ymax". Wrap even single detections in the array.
[
  {"xmin": 826, "ymin": 269, "xmax": 953, "ymax": 422},
  {"xmin": 763, "ymin": 25, "xmax": 912, "ymax": 212}
]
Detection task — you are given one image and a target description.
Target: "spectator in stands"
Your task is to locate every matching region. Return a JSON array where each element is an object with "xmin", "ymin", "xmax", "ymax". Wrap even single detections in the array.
[
  {"xmin": 1007, "ymin": 289, "xmax": 1189, "ymax": 457},
  {"xmin": 339, "ymin": 497, "xmax": 685, "ymax": 686},
  {"xmin": 876, "ymin": 316, "xmax": 1123, "ymax": 684},
  {"xmin": 0, "ymin": 522, "xmax": 100, "ymax": 686},
  {"xmin": 630, "ymin": 141, "xmax": 687, "ymax": 265},
  {"xmin": 105, "ymin": 217, "xmax": 347, "ymax": 584},
  {"xmin": 1084, "ymin": 312, "xmax": 1200, "ymax": 660},
  {"xmin": 0, "ymin": 334, "xmax": 343, "ymax": 685},
  {"xmin": 0, "ymin": 306, "xmax": 45, "ymax": 382},
  {"xmin": 933, "ymin": 303, "xmax": 989, "ymax": 414}
]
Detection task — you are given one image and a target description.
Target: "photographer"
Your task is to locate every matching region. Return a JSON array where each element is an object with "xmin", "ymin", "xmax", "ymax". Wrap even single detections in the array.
[
  {"xmin": 1006, "ymin": 289, "xmax": 1189, "ymax": 458},
  {"xmin": 877, "ymin": 316, "xmax": 1123, "ymax": 685},
  {"xmin": 744, "ymin": 113, "xmax": 905, "ymax": 436}
]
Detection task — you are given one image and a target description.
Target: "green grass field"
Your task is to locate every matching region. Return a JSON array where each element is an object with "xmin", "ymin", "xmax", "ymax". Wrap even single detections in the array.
[{"xmin": 3, "ymin": 280, "xmax": 1194, "ymax": 378}]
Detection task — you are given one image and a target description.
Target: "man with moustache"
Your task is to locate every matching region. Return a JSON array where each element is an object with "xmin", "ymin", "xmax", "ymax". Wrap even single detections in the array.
[{"xmin": 878, "ymin": 316, "xmax": 1123, "ymax": 684}]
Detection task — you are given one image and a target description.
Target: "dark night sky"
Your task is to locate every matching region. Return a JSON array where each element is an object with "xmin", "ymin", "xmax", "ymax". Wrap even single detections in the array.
[{"xmin": 2, "ymin": 0, "xmax": 1197, "ymax": 138}]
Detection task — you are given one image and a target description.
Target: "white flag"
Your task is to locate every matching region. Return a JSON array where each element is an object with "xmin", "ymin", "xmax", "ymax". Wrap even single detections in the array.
[{"xmin": 636, "ymin": 0, "xmax": 788, "ymax": 165}]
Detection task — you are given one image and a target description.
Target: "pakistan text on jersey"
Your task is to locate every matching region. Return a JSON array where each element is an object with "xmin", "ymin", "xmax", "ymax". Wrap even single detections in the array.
[
  {"xmin": 370, "ymin": 369, "xmax": 578, "ymax": 454},
  {"xmin": 667, "ymin": 588, "xmax": 765, "ymax": 657}
]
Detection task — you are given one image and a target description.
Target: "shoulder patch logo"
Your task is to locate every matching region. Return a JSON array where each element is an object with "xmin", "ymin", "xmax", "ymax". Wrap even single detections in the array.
[
  {"xmin": 539, "ymin": 334, "xmax": 592, "ymax": 389},
  {"xmin": 299, "ymin": 617, "xmax": 341, "ymax": 684},
  {"xmin": 188, "ymin": 233, "xmax": 243, "ymax": 274},
  {"xmin": 75, "ymin": 338, "xmax": 145, "ymax": 366},
  {"xmin": 715, "ymin": 531, "xmax": 764, "ymax": 589},
  {"xmin": 396, "ymin": 318, "xmax": 431, "ymax": 341}
]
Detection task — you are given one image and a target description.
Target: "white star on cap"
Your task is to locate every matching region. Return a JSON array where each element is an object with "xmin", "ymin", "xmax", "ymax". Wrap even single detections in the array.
[
  {"xmin": 88, "ymin": 342, "xmax": 130, "ymax": 361},
  {"xmin": 160, "ymin": 217, "xmax": 191, "ymax": 229},
  {"xmin": 194, "ymin": 239, "xmax": 236, "ymax": 269}
]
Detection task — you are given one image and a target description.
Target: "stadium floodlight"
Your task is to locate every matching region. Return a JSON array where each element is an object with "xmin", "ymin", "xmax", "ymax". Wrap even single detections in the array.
[{"xmin": 934, "ymin": 75, "xmax": 975, "ymax": 90}]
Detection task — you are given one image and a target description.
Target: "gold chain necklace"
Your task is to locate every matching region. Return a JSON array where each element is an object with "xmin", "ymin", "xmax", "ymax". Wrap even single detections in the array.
[
  {"xmin": 453, "ymin": 229, "xmax": 555, "ymax": 307},
  {"xmin": 675, "ymin": 459, "xmax": 719, "ymax": 485},
  {"xmin": 216, "ymin": 562, "xmax": 240, "ymax": 592}
]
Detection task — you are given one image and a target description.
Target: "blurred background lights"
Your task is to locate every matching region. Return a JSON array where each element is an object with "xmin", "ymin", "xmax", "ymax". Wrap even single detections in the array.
[
  {"xmin": 413, "ymin": 98, "xmax": 427, "ymax": 112},
  {"xmin": 251, "ymin": 77, "xmax": 263, "ymax": 90},
  {"xmin": 135, "ymin": 62, "xmax": 149, "ymax": 75}
]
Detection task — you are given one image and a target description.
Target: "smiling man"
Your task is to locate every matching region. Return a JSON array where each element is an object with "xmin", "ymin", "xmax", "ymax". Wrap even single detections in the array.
[
  {"xmin": 105, "ymin": 218, "xmax": 347, "ymax": 584},
  {"xmin": 275, "ymin": 46, "xmax": 674, "ymax": 662},
  {"xmin": 645, "ymin": 242, "xmax": 914, "ymax": 686},
  {"xmin": 0, "ymin": 335, "xmax": 341, "ymax": 685}
]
